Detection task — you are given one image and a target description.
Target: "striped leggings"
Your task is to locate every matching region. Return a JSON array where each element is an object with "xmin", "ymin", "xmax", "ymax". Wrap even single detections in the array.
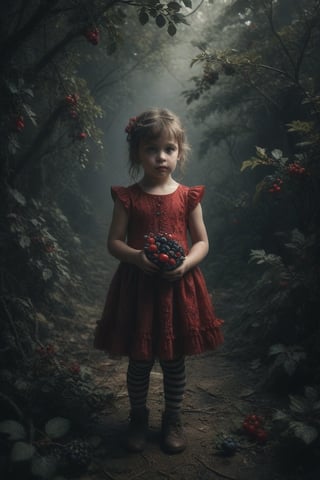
[{"xmin": 127, "ymin": 356, "xmax": 186, "ymax": 413}]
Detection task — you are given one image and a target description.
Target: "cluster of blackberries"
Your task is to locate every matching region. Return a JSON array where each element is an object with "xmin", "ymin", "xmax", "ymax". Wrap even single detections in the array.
[
  {"xmin": 63, "ymin": 439, "xmax": 91, "ymax": 472},
  {"xmin": 218, "ymin": 437, "xmax": 239, "ymax": 456},
  {"xmin": 144, "ymin": 232, "xmax": 185, "ymax": 271}
]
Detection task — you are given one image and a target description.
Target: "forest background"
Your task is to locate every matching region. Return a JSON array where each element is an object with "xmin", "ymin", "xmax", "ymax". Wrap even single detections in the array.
[{"xmin": 0, "ymin": 0, "xmax": 320, "ymax": 478}]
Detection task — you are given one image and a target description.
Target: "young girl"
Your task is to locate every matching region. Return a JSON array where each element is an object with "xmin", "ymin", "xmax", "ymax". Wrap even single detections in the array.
[{"xmin": 94, "ymin": 108, "xmax": 223, "ymax": 454}]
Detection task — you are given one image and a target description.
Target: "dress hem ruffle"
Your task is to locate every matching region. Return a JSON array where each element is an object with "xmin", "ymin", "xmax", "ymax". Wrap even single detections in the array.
[{"xmin": 93, "ymin": 324, "xmax": 224, "ymax": 361}]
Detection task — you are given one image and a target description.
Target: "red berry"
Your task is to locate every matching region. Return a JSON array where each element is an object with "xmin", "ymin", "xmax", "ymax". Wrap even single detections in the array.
[
  {"xmin": 15, "ymin": 116, "xmax": 25, "ymax": 131},
  {"xmin": 148, "ymin": 244, "xmax": 157, "ymax": 252},
  {"xmin": 256, "ymin": 429, "xmax": 267, "ymax": 443},
  {"xmin": 85, "ymin": 28, "xmax": 100, "ymax": 45},
  {"xmin": 65, "ymin": 93, "xmax": 79, "ymax": 105},
  {"xmin": 169, "ymin": 258, "xmax": 176, "ymax": 266},
  {"xmin": 78, "ymin": 132, "xmax": 87, "ymax": 140},
  {"xmin": 159, "ymin": 253, "xmax": 169, "ymax": 263}
]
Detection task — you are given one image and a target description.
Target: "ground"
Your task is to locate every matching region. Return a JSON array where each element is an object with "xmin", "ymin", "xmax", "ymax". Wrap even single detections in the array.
[{"xmin": 48, "ymin": 238, "xmax": 309, "ymax": 480}]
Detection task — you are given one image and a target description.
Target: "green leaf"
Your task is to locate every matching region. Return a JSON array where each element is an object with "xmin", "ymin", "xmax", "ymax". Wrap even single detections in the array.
[
  {"xmin": 273, "ymin": 410, "xmax": 289, "ymax": 422},
  {"xmin": 42, "ymin": 268, "xmax": 53, "ymax": 281},
  {"xmin": 167, "ymin": 22, "xmax": 177, "ymax": 36},
  {"xmin": 45, "ymin": 417, "xmax": 70, "ymax": 439},
  {"xmin": 9, "ymin": 188, "xmax": 26, "ymax": 206},
  {"xmin": 11, "ymin": 441, "xmax": 35, "ymax": 462},
  {"xmin": 240, "ymin": 157, "xmax": 269, "ymax": 171},
  {"xmin": 271, "ymin": 148, "xmax": 283, "ymax": 160},
  {"xmin": 269, "ymin": 344, "xmax": 286, "ymax": 356},
  {"xmin": 304, "ymin": 386, "xmax": 318, "ymax": 402},
  {"xmin": 0, "ymin": 420, "xmax": 26, "ymax": 441},
  {"xmin": 168, "ymin": 2, "xmax": 181, "ymax": 11},
  {"xmin": 172, "ymin": 12, "xmax": 189, "ymax": 25},
  {"xmin": 289, "ymin": 395, "xmax": 308, "ymax": 414},
  {"xmin": 8, "ymin": 82, "xmax": 19, "ymax": 94},
  {"xmin": 19, "ymin": 234, "xmax": 31, "ymax": 248},
  {"xmin": 255, "ymin": 146, "xmax": 268, "ymax": 159},
  {"xmin": 182, "ymin": 0, "xmax": 192, "ymax": 7},
  {"xmin": 139, "ymin": 10, "xmax": 149, "ymax": 25},
  {"xmin": 289, "ymin": 421, "xmax": 318, "ymax": 445},
  {"xmin": 31, "ymin": 454, "xmax": 59, "ymax": 478},
  {"xmin": 156, "ymin": 14, "xmax": 166, "ymax": 27},
  {"xmin": 23, "ymin": 103, "xmax": 37, "ymax": 126}
]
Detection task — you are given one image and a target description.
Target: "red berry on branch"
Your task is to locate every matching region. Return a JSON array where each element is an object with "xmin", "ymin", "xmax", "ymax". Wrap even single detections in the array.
[
  {"xmin": 84, "ymin": 28, "xmax": 100, "ymax": 45},
  {"xmin": 15, "ymin": 116, "xmax": 25, "ymax": 131},
  {"xmin": 78, "ymin": 132, "xmax": 87, "ymax": 140},
  {"xmin": 65, "ymin": 94, "xmax": 78, "ymax": 105}
]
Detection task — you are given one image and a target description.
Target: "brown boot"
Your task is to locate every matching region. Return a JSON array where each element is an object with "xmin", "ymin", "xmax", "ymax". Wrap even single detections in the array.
[
  {"xmin": 125, "ymin": 408, "xmax": 149, "ymax": 453},
  {"xmin": 161, "ymin": 411, "xmax": 187, "ymax": 454}
]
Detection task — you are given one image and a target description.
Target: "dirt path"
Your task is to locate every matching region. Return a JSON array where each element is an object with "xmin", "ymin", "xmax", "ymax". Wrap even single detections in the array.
[
  {"xmin": 55, "ymin": 304, "xmax": 286, "ymax": 480},
  {"xmin": 83, "ymin": 350, "xmax": 282, "ymax": 480},
  {"xmin": 49, "ymin": 232, "xmax": 295, "ymax": 480}
]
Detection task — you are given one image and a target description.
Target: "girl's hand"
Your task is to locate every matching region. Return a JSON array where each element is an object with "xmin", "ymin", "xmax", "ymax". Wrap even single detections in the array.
[
  {"xmin": 135, "ymin": 250, "xmax": 160, "ymax": 275},
  {"xmin": 161, "ymin": 257, "xmax": 190, "ymax": 282}
]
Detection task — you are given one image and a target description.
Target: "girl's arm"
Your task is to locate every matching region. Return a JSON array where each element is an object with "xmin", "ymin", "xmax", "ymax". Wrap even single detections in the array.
[
  {"xmin": 107, "ymin": 199, "xmax": 159, "ymax": 274},
  {"xmin": 162, "ymin": 203, "xmax": 209, "ymax": 280}
]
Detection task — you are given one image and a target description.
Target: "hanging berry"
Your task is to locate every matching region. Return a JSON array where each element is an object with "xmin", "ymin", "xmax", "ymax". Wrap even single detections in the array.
[
  {"xmin": 78, "ymin": 132, "xmax": 87, "ymax": 140},
  {"xmin": 65, "ymin": 94, "xmax": 79, "ymax": 105},
  {"xmin": 288, "ymin": 163, "xmax": 306, "ymax": 175},
  {"xmin": 84, "ymin": 27, "xmax": 100, "ymax": 45},
  {"xmin": 268, "ymin": 177, "xmax": 283, "ymax": 193},
  {"xmin": 15, "ymin": 115, "xmax": 25, "ymax": 132}
]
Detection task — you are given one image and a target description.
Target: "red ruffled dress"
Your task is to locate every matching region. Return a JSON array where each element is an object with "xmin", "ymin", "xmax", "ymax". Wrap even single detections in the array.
[{"xmin": 94, "ymin": 183, "xmax": 223, "ymax": 361}]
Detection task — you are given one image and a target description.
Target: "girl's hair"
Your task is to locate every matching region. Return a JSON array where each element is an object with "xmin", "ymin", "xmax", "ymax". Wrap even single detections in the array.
[{"xmin": 126, "ymin": 108, "xmax": 190, "ymax": 179}]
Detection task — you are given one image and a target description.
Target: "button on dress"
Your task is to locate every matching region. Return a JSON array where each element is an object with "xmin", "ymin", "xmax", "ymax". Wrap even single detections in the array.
[{"xmin": 94, "ymin": 183, "xmax": 224, "ymax": 360}]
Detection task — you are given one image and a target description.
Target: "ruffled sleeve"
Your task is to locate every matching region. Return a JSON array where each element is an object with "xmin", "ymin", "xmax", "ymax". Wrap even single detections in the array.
[
  {"xmin": 111, "ymin": 186, "xmax": 131, "ymax": 212},
  {"xmin": 187, "ymin": 185, "xmax": 205, "ymax": 213}
]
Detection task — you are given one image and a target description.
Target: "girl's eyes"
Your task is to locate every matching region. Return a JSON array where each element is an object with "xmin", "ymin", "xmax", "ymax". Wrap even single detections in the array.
[
  {"xmin": 146, "ymin": 146, "xmax": 177, "ymax": 154},
  {"xmin": 166, "ymin": 146, "xmax": 177, "ymax": 153}
]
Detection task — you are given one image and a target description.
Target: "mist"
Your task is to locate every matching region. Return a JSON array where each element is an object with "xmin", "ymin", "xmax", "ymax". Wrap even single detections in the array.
[{"xmin": 1, "ymin": 1, "xmax": 320, "ymax": 478}]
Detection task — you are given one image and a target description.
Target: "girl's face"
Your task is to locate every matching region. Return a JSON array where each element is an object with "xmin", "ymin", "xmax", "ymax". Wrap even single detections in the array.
[{"xmin": 137, "ymin": 134, "xmax": 180, "ymax": 181}]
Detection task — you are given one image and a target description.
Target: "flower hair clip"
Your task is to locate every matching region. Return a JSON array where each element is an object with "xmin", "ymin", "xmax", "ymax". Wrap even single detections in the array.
[{"xmin": 125, "ymin": 116, "xmax": 137, "ymax": 139}]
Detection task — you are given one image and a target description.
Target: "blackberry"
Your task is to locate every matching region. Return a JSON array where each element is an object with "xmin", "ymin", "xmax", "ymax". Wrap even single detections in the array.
[
  {"xmin": 63, "ymin": 439, "xmax": 91, "ymax": 472},
  {"xmin": 144, "ymin": 232, "xmax": 185, "ymax": 271},
  {"xmin": 217, "ymin": 437, "xmax": 238, "ymax": 456}
]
